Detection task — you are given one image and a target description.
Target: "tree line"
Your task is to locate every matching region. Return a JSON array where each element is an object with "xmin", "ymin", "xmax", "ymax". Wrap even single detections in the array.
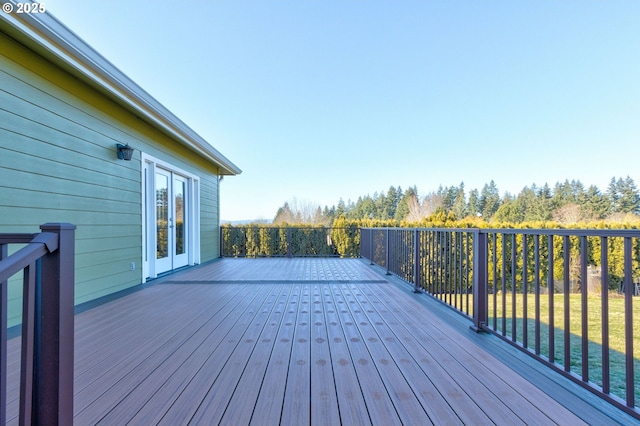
[{"xmin": 273, "ymin": 176, "xmax": 640, "ymax": 226}]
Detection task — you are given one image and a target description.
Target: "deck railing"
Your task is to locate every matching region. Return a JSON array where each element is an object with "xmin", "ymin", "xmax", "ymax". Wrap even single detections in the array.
[
  {"xmin": 361, "ymin": 226, "xmax": 640, "ymax": 420},
  {"xmin": 220, "ymin": 226, "xmax": 360, "ymax": 257},
  {"xmin": 0, "ymin": 223, "xmax": 75, "ymax": 426}
]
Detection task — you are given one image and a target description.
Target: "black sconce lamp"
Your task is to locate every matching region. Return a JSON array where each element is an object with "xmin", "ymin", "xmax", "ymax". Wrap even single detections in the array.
[{"xmin": 116, "ymin": 143, "xmax": 135, "ymax": 161}]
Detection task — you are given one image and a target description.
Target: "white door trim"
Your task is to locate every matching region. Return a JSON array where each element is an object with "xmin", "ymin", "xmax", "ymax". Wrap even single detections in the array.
[{"xmin": 141, "ymin": 153, "xmax": 200, "ymax": 281}]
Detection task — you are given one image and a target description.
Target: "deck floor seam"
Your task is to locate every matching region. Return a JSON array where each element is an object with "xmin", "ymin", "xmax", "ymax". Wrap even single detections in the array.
[{"xmin": 160, "ymin": 279, "xmax": 388, "ymax": 285}]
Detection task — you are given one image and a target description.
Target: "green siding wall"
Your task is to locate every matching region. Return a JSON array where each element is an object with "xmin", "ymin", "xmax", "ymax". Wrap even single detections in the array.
[
  {"xmin": 200, "ymin": 177, "xmax": 220, "ymax": 260},
  {"xmin": 0, "ymin": 33, "xmax": 221, "ymax": 326}
]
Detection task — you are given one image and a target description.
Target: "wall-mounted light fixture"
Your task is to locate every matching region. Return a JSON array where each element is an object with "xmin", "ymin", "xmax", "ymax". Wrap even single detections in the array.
[{"xmin": 116, "ymin": 143, "xmax": 134, "ymax": 161}]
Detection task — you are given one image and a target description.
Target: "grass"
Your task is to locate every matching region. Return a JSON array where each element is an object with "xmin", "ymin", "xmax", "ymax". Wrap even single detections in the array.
[{"xmin": 485, "ymin": 292, "xmax": 640, "ymax": 406}]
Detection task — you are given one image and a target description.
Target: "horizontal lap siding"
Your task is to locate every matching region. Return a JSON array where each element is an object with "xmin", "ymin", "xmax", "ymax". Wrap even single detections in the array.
[
  {"xmin": 200, "ymin": 177, "xmax": 219, "ymax": 260},
  {"xmin": 0, "ymin": 34, "xmax": 220, "ymax": 325}
]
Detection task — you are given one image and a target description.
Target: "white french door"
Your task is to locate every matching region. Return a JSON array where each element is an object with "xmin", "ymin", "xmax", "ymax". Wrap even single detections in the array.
[
  {"xmin": 143, "ymin": 156, "xmax": 200, "ymax": 279},
  {"xmin": 154, "ymin": 167, "xmax": 189, "ymax": 273}
]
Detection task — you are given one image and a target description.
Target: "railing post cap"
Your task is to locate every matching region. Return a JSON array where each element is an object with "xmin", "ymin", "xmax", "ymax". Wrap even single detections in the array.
[{"xmin": 40, "ymin": 223, "xmax": 77, "ymax": 231}]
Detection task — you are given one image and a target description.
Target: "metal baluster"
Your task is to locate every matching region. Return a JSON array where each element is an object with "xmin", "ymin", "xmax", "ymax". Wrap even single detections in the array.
[{"xmin": 601, "ymin": 236, "xmax": 610, "ymax": 395}]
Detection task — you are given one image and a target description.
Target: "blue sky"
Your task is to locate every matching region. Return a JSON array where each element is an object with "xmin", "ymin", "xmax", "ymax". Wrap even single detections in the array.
[{"xmin": 45, "ymin": 0, "xmax": 640, "ymax": 221}]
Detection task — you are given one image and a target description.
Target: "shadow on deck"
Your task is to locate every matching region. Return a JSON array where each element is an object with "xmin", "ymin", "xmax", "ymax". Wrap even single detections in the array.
[{"xmin": 5, "ymin": 258, "xmax": 638, "ymax": 425}]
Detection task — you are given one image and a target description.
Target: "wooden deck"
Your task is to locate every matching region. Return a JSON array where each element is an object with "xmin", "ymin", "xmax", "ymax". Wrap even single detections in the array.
[{"xmin": 3, "ymin": 258, "xmax": 633, "ymax": 425}]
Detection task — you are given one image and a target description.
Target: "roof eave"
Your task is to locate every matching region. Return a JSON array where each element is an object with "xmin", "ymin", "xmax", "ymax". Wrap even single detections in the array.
[{"xmin": 0, "ymin": 5, "xmax": 241, "ymax": 176}]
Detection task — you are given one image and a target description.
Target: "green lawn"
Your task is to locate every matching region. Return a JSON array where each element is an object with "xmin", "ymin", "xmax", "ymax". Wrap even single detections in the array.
[{"xmin": 486, "ymin": 293, "xmax": 640, "ymax": 406}]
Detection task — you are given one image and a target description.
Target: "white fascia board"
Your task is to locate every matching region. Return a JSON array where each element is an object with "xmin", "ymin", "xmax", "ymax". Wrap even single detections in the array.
[{"xmin": 0, "ymin": 3, "xmax": 241, "ymax": 176}]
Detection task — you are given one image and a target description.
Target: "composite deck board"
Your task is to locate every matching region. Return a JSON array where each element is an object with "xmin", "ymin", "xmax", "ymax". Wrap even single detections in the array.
[
  {"xmin": 352, "ymin": 282, "xmax": 521, "ymax": 425},
  {"xmin": 373, "ymin": 282, "xmax": 586, "ymax": 424},
  {"xmin": 75, "ymin": 284, "xmax": 262, "ymax": 424},
  {"xmin": 359, "ymin": 282, "xmax": 552, "ymax": 424},
  {"xmin": 249, "ymin": 284, "xmax": 301, "ymax": 426},
  {"xmin": 280, "ymin": 284, "xmax": 312, "ymax": 426},
  {"xmin": 169, "ymin": 258, "xmax": 385, "ymax": 283},
  {"xmin": 186, "ymin": 284, "xmax": 285, "ymax": 425},
  {"xmin": 309, "ymin": 284, "xmax": 341, "ymax": 425},
  {"xmin": 337, "ymin": 284, "xmax": 435, "ymax": 425},
  {"xmin": 91, "ymin": 283, "xmax": 263, "ymax": 423},
  {"xmin": 218, "ymin": 285, "xmax": 292, "ymax": 425},
  {"xmin": 148, "ymin": 284, "xmax": 274, "ymax": 425},
  {"xmin": 343, "ymin": 283, "xmax": 465, "ymax": 425},
  {"xmin": 4, "ymin": 285, "xmax": 210, "ymax": 417},
  {"xmin": 73, "ymin": 285, "xmax": 241, "ymax": 401},
  {"xmin": 74, "ymin": 285, "xmax": 210, "ymax": 380},
  {"xmin": 3, "ymin": 258, "xmax": 611, "ymax": 425},
  {"xmin": 329, "ymin": 284, "xmax": 404, "ymax": 425},
  {"xmin": 321, "ymin": 283, "xmax": 373, "ymax": 426},
  {"xmin": 355, "ymin": 284, "xmax": 495, "ymax": 425}
]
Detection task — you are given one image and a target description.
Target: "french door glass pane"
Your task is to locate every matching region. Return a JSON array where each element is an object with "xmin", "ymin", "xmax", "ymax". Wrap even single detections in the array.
[
  {"xmin": 156, "ymin": 172, "xmax": 169, "ymax": 259},
  {"xmin": 174, "ymin": 177, "xmax": 186, "ymax": 255}
]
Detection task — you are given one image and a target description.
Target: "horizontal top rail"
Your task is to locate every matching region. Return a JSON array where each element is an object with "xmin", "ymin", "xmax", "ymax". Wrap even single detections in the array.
[
  {"xmin": 0, "ymin": 232, "xmax": 59, "ymax": 283},
  {"xmin": 0, "ymin": 233, "xmax": 39, "ymax": 244},
  {"xmin": 481, "ymin": 228, "xmax": 640, "ymax": 237},
  {"xmin": 361, "ymin": 226, "xmax": 640, "ymax": 238},
  {"xmin": 222, "ymin": 225, "xmax": 357, "ymax": 228},
  {"xmin": 361, "ymin": 227, "xmax": 481, "ymax": 232}
]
